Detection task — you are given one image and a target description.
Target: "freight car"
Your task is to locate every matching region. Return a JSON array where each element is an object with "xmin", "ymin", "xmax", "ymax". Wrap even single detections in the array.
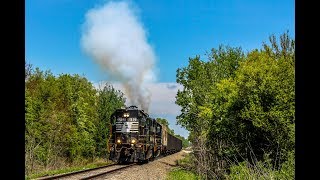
[
  {"xmin": 163, "ymin": 132, "xmax": 182, "ymax": 155},
  {"xmin": 108, "ymin": 105, "xmax": 182, "ymax": 163}
]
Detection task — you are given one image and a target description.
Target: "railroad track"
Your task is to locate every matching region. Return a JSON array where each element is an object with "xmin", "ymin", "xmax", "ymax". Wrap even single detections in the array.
[
  {"xmin": 34, "ymin": 152, "xmax": 179, "ymax": 180},
  {"xmin": 35, "ymin": 163, "xmax": 136, "ymax": 180}
]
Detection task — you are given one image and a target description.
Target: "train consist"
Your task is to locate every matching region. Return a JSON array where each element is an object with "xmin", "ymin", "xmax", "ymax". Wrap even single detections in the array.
[{"xmin": 108, "ymin": 105, "xmax": 182, "ymax": 163}]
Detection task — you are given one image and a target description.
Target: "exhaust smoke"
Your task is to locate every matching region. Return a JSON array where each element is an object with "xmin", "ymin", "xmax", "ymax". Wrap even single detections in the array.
[{"xmin": 81, "ymin": 1, "xmax": 156, "ymax": 112}]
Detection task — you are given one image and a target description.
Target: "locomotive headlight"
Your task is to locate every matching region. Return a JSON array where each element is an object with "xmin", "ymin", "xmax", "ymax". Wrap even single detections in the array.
[
  {"xmin": 131, "ymin": 138, "xmax": 137, "ymax": 144},
  {"xmin": 123, "ymin": 113, "xmax": 129, "ymax": 117},
  {"xmin": 117, "ymin": 139, "xmax": 121, "ymax": 144}
]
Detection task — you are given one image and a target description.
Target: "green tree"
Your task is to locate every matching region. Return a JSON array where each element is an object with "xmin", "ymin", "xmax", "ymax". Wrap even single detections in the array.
[
  {"xmin": 175, "ymin": 32, "xmax": 294, "ymax": 179},
  {"xmin": 175, "ymin": 134, "xmax": 190, "ymax": 148},
  {"xmin": 25, "ymin": 65, "xmax": 126, "ymax": 174},
  {"xmin": 211, "ymin": 32, "xmax": 295, "ymax": 166},
  {"xmin": 25, "ymin": 61, "xmax": 32, "ymax": 80},
  {"xmin": 175, "ymin": 46, "xmax": 244, "ymax": 178},
  {"xmin": 156, "ymin": 118, "xmax": 169, "ymax": 127},
  {"xmin": 95, "ymin": 83, "xmax": 126, "ymax": 157},
  {"xmin": 25, "ymin": 68, "xmax": 67, "ymax": 171},
  {"xmin": 156, "ymin": 118, "xmax": 175, "ymax": 135}
]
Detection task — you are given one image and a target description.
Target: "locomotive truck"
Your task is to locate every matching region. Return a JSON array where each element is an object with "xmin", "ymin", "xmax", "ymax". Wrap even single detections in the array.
[{"xmin": 108, "ymin": 105, "xmax": 182, "ymax": 163}]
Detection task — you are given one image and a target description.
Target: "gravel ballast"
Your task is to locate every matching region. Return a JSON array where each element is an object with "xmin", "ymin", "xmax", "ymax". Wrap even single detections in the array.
[{"xmin": 99, "ymin": 151, "xmax": 187, "ymax": 180}]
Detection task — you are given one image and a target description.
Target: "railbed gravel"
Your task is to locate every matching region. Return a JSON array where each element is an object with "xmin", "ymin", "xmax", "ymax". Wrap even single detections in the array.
[{"xmin": 94, "ymin": 151, "xmax": 187, "ymax": 180}]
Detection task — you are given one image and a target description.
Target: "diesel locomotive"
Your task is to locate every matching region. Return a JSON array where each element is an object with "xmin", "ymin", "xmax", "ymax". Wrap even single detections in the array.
[{"xmin": 108, "ymin": 105, "xmax": 182, "ymax": 163}]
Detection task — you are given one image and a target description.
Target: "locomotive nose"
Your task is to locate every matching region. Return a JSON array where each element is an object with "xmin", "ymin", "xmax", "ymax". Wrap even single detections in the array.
[{"xmin": 119, "ymin": 134, "xmax": 128, "ymax": 143}]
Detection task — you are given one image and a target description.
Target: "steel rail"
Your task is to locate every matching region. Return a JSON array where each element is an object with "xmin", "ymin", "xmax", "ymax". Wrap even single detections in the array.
[
  {"xmin": 35, "ymin": 163, "xmax": 117, "ymax": 180},
  {"xmin": 79, "ymin": 163, "xmax": 136, "ymax": 180}
]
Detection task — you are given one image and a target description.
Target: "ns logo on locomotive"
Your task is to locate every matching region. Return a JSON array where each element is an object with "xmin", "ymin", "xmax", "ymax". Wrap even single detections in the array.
[{"xmin": 108, "ymin": 106, "xmax": 182, "ymax": 163}]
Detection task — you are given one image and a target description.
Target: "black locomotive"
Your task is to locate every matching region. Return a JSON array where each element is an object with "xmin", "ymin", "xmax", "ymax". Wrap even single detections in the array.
[{"xmin": 108, "ymin": 105, "xmax": 182, "ymax": 163}]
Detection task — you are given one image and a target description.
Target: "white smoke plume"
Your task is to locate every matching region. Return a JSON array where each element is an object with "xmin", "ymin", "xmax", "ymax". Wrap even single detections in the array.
[{"xmin": 81, "ymin": 0, "xmax": 156, "ymax": 112}]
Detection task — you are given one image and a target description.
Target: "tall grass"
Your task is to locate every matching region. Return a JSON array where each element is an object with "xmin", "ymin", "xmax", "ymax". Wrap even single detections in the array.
[
  {"xmin": 225, "ymin": 151, "xmax": 294, "ymax": 179},
  {"xmin": 166, "ymin": 153, "xmax": 200, "ymax": 180},
  {"xmin": 25, "ymin": 158, "xmax": 113, "ymax": 179}
]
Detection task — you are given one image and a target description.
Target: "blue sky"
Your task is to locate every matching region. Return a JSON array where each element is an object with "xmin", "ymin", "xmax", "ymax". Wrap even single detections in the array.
[{"xmin": 26, "ymin": 0, "xmax": 294, "ymax": 138}]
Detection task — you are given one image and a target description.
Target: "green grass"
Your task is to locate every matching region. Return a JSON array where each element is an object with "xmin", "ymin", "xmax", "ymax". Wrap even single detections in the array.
[
  {"xmin": 166, "ymin": 153, "xmax": 200, "ymax": 180},
  {"xmin": 166, "ymin": 168, "xmax": 199, "ymax": 180},
  {"xmin": 225, "ymin": 151, "xmax": 295, "ymax": 180},
  {"xmin": 176, "ymin": 153, "xmax": 194, "ymax": 170},
  {"xmin": 26, "ymin": 161, "xmax": 113, "ymax": 180}
]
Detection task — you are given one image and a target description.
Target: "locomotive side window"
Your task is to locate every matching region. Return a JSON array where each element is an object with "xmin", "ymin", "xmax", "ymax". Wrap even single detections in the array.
[
  {"xmin": 149, "ymin": 119, "xmax": 153, "ymax": 135},
  {"xmin": 140, "ymin": 117, "xmax": 146, "ymax": 127},
  {"xmin": 143, "ymin": 118, "xmax": 150, "ymax": 135},
  {"xmin": 156, "ymin": 125, "xmax": 161, "ymax": 136}
]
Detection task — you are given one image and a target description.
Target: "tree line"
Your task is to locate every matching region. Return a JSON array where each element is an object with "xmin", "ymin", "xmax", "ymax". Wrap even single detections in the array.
[
  {"xmin": 25, "ymin": 65, "xmax": 188, "ymax": 175},
  {"xmin": 25, "ymin": 66, "xmax": 126, "ymax": 175},
  {"xmin": 175, "ymin": 31, "xmax": 295, "ymax": 179}
]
